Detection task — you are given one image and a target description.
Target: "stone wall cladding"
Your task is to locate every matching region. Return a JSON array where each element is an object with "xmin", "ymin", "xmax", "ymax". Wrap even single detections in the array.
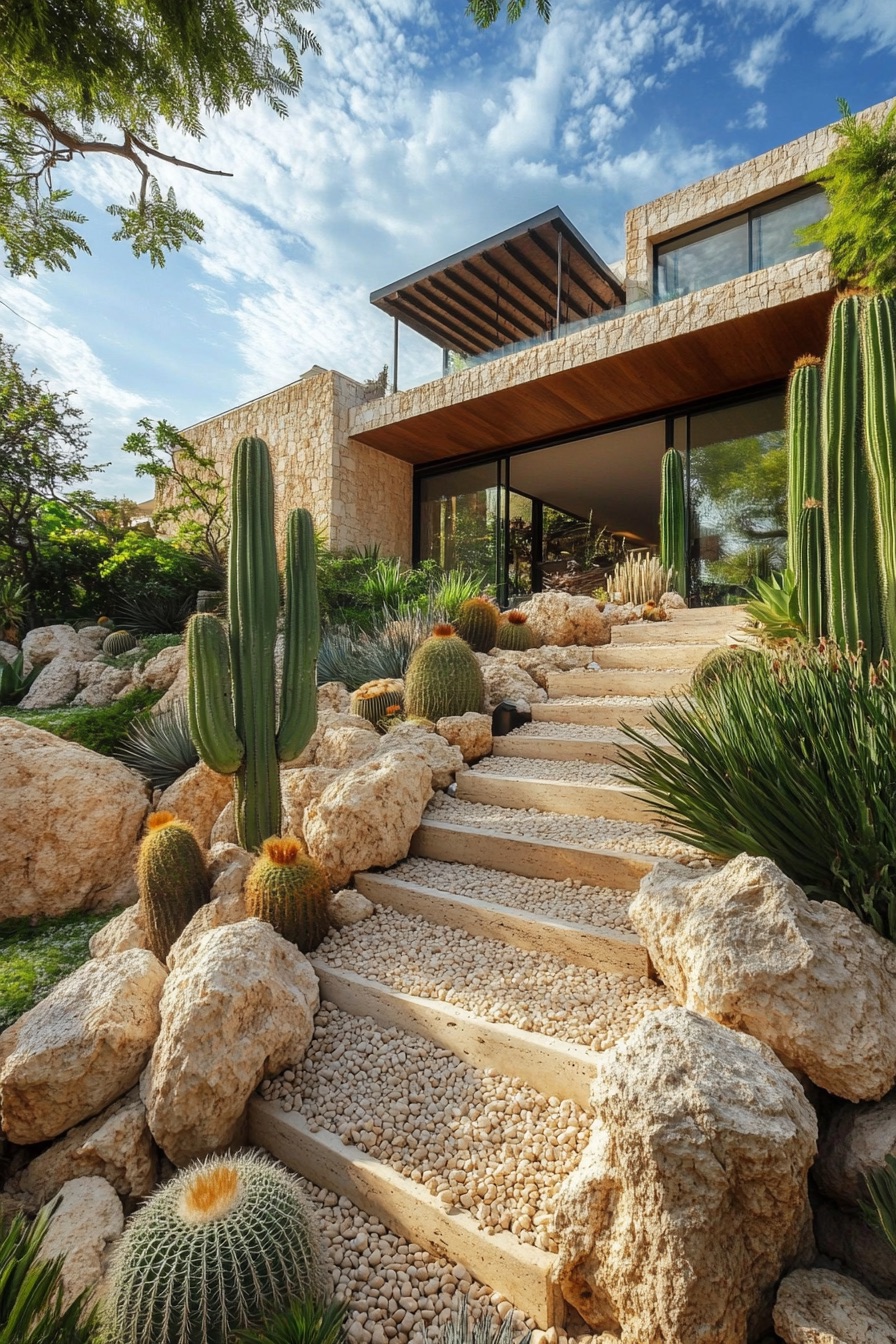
[
  {"xmin": 179, "ymin": 370, "xmax": 412, "ymax": 560},
  {"xmin": 624, "ymin": 96, "xmax": 896, "ymax": 298}
]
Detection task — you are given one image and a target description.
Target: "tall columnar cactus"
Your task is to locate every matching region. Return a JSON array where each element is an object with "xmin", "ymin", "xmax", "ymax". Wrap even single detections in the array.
[
  {"xmin": 659, "ymin": 448, "xmax": 687, "ymax": 597},
  {"xmin": 103, "ymin": 1153, "xmax": 327, "ymax": 1344},
  {"xmin": 136, "ymin": 812, "xmax": 209, "ymax": 962},
  {"xmin": 786, "ymin": 357, "xmax": 826, "ymax": 641},
  {"xmin": 454, "ymin": 597, "xmax": 500, "ymax": 653},
  {"xmin": 496, "ymin": 610, "xmax": 536, "ymax": 651},
  {"xmin": 862, "ymin": 294, "xmax": 896, "ymax": 652},
  {"xmin": 244, "ymin": 836, "xmax": 330, "ymax": 953},
  {"xmin": 404, "ymin": 624, "xmax": 484, "ymax": 721},
  {"xmin": 822, "ymin": 295, "xmax": 885, "ymax": 660},
  {"xmin": 187, "ymin": 437, "xmax": 320, "ymax": 852}
]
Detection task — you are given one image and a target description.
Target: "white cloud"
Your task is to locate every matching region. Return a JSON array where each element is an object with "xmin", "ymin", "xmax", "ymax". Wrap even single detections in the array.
[
  {"xmin": 733, "ymin": 30, "xmax": 786, "ymax": 89},
  {"xmin": 746, "ymin": 100, "xmax": 768, "ymax": 128}
]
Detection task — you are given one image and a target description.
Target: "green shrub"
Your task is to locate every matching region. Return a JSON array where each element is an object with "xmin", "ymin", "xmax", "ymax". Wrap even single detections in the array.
[
  {"xmin": 235, "ymin": 1299, "xmax": 347, "ymax": 1344},
  {"xmin": 0, "ymin": 1203, "xmax": 98, "ymax": 1344},
  {"xmin": 620, "ymin": 644, "xmax": 896, "ymax": 939},
  {"xmin": 0, "ymin": 909, "xmax": 115, "ymax": 1031},
  {"xmin": 1, "ymin": 686, "xmax": 162, "ymax": 755}
]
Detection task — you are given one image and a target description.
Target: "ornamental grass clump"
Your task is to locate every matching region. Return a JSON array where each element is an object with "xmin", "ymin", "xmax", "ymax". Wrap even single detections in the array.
[{"xmin": 619, "ymin": 643, "xmax": 896, "ymax": 939}]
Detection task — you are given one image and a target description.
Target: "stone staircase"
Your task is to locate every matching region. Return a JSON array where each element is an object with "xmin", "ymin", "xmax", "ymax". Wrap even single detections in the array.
[{"xmin": 249, "ymin": 607, "xmax": 740, "ymax": 1342}]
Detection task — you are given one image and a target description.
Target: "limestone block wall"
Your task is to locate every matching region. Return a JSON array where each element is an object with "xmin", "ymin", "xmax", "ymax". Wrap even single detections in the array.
[
  {"xmin": 624, "ymin": 97, "xmax": 896, "ymax": 299},
  {"xmin": 179, "ymin": 369, "xmax": 413, "ymax": 561}
]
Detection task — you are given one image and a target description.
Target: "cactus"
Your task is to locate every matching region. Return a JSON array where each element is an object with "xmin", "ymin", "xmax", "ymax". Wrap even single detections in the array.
[
  {"xmin": 659, "ymin": 449, "xmax": 687, "ymax": 597},
  {"xmin": 244, "ymin": 836, "xmax": 330, "ymax": 952},
  {"xmin": 103, "ymin": 629, "xmax": 137, "ymax": 656},
  {"xmin": 404, "ymin": 624, "xmax": 484, "ymax": 721},
  {"xmin": 786, "ymin": 357, "xmax": 826, "ymax": 641},
  {"xmin": 862, "ymin": 294, "xmax": 896, "ymax": 653},
  {"xmin": 350, "ymin": 678, "xmax": 404, "ymax": 731},
  {"xmin": 454, "ymin": 597, "xmax": 500, "ymax": 653},
  {"xmin": 822, "ymin": 295, "xmax": 885, "ymax": 659},
  {"xmin": 136, "ymin": 811, "xmax": 209, "ymax": 962},
  {"xmin": 103, "ymin": 1153, "xmax": 327, "ymax": 1344},
  {"xmin": 186, "ymin": 436, "xmax": 320, "ymax": 852},
  {"xmin": 611, "ymin": 553, "xmax": 674, "ymax": 606},
  {"xmin": 496, "ymin": 610, "xmax": 536, "ymax": 651}
]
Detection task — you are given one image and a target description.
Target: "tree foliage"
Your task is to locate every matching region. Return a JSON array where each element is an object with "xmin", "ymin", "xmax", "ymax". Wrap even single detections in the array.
[
  {"xmin": 466, "ymin": 0, "xmax": 551, "ymax": 26},
  {"xmin": 803, "ymin": 99, "xmax": 896, "ymax": 294}
]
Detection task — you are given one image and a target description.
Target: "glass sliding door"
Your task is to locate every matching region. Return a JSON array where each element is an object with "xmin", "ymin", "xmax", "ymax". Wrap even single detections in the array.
[{"xmin": 418, "ymin": 462, "xmax": 500, "ymax": 591}]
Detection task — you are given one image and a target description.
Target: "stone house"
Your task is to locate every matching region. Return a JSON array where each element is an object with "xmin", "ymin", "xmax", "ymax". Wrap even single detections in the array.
[{"xmin": 178, "ymin": 98, "xmax": 892, "ymax": 604}]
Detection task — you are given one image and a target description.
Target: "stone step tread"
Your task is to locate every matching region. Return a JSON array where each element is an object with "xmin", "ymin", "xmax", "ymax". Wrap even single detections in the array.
[
  {"xmin": 547, "ymin": 671, "xmax": 689, "ymax": 699},
  {"xmin": 454, "ymin": 773, "xmax": 655, "ymax": 827}
]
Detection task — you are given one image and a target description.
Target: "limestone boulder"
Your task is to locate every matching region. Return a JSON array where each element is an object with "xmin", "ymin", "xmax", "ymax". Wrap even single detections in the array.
[
  {"xmin": 435, "ymin": 712, "xmax": 493, "ymax": 763},
  {"xmin": 166, "ymin": 885, "xmax": 250, "ymax": 971},
  {"xmin": 18, "ymin": 654, "xmax": 82, "ymax": 709},
  {"xmin": 328, "ymin": 889, "xmax": 375, "ymax": 927},
  {"xmin": 376, "ymin": 721, "xmax": 465, "ymax": 789},
  {"xmin": 135, "ymin": 643, "xmax": 184, "ymax": 692},
  {"xmin": 208, "ymin": 841, "xmax": 254, "ymax": 903},
  {"xmin": 89, "ymin": 906, "xmax": 150, "ymax": 958},
  {"xmin": 71, "ymin": 664, "xmax": 133, "ymax": 707},
  {"xmin": 0, "ymin": 721, "xmax": 150, "ymax": 918},
  {"xmin": 659, "ymin": 590, "xmax": 688, "ymax": 611},
  {"xmin": 494, "ymin": 645, "xmax": 596, "ymax": 689},
  {"xmin": 303, "ymin": 751, "xmax": 433, "ymax": 888},
  {"xmin": 318, "ymin": 681, "xmax": 351, "ymax": 714},
  {"xmin": 282, "ymin": 766, "xmax": 341, "ymax": 835},
  {"xmin": 553, "ymin": 1006, "xmax": 817, "ymax": 1344},
  {"xmin": 477, "ymin": 657, "xmax": 547, "ymax": 712},
  {"xmin": 76, "ymin": 624, "xmax": 109, "ymax": 649},
  {"xmin": 22, "ymin": 624, "xmax": 97, "ymax": 667},
  {"xmin": 314, "ymin": 720, "xmax": 379, "ymax": 770},
  {"xmin": 773, "ymin": 1268, "xmax": 896, "ymax": 1344},
  {"xmin": 157, "ymin": 762, "xmax": 233, "ymax": 847},
  {"xmin": 16, "ymin": 1090, "xmax": 156, "ymax": 1208},
  {"xmin": 0, "ymin": 950, "xmax": 167, "ymax": 1144},
  {"xmin": 0, "ymin": 638, "xmax": 26, "ymax": 666},
  {"xmin": 141, "ymin": 919, "xmax": 319, "ymax": 1165},
  {"xmin": 630, "ymin": 854, "xmax": 896, "ymax": 1101},
  {"xmin": 816, "ymin": 1097, "xmax": 896, "ymax": 1208},
  {"xmin": 517, "ymin": 592, "xmax": 611, "ymax": 647},
  {"xmin": 151, "ymin": 660, "xmax": 188, "ymax": 715},
  {"xmin": 39, "ymin": 1177, "xmax": 124, "ymax": 1307},
  {"xmin": 210, "ymin": 800, "xmax": 238, "ymax": 845}
]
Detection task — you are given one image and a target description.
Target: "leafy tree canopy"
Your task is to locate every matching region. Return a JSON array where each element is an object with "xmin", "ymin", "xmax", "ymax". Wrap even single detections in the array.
[
  {"xmin": 802, "ymin": 99, "xmax": 896, "ymax": 294},
  {"xmin": 466, "ymin": 0, "xmax": 550, "ymax": 26}
]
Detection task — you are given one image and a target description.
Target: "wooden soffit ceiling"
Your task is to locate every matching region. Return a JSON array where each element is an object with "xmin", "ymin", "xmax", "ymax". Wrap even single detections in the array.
[
  {"xmin": 370, "ymin": 208, "xmax": 625, "ymax": 357},
  {"xmin": 351, "ymin": 288, "xmax": 837, "ymax": 465}
]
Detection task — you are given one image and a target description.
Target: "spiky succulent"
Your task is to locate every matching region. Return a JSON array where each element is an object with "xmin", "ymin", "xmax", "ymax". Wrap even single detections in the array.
[
  {"xmin": 454, "ymin": 597, "xmax": 500, "ymax": 653},
  {"xmin": 349, "ymin": 679, "xmax": 404, "ymax": 731},
  {"xmin": 404, "ymin": 624, "xmax": 484, "ymax": 721},
  {"xmin": 136, "ymin": 811, "xmax": 210, "ymax": 962},
  {"xmin": 103, "ymin": 630, "xmax": 138, "ymax": 656},
  {"xmin": 495, "ymin": 610, "xmax": 536, "ymax": 651},
  {"xmin": 244, "ymin": 836, "xmax": 330, "ymax": 953}
]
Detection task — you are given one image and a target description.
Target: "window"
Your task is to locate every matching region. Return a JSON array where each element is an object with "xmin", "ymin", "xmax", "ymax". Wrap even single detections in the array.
[
  {"xmin": 654, "ymin": 185, "xmax": 827, "ymax": 301},
  {"xmin": 418, "ymin": 462, "xmax": 500, "ymax": 588}
]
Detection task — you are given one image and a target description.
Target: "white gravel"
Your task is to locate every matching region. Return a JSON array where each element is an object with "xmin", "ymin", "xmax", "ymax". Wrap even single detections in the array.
[
  {"xmin": 263, "ymin": 1006, "xmax": 591, "ymax": 1250},
  {"xmin": 470, "ymin": 757, "xmax": 626, "ymax": 786},
  {"xmin": 543, "ymin": 694, "xmax": 670, "ymax": 708},
  {"xmin": 315, "ymin": 906, "xmax": 674, "ymax": 1050},
  {"xmin": 389, "ymin": 857, "xmax": 635, "ymax": 932},
  {"xmin": 426, "ymin": 792, "xmax": 703, "ymax": 862},
  {"xmin": 299, "ymin": 1177, "xmax": 593, "ymax": 1344},
  {"xmin": 507, "ymin": 721, "xmax": 668, "ymax": 744}
]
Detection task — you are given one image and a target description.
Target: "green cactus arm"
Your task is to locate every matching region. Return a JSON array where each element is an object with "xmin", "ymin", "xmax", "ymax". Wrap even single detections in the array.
[
  {"xmin": 862, "ymin": 294, "xmax": 896, "ymax": 654},
  {"xmin": 186, "ymin": 614, "xmax": 244, "ymax": 775},
  {"xmin": 277, "ymin": 507, "xmax": 320, "ymax": 762}
]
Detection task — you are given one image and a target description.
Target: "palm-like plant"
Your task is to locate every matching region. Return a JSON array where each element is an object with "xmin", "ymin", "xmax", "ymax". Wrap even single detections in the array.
[
  {"xmin": 0, "ymin": 1204, "xmax": 97, "ymax": 1344},
  {"xmin": 235, "ymin": 1297, "xmax": 347, "ymax": 1344}
]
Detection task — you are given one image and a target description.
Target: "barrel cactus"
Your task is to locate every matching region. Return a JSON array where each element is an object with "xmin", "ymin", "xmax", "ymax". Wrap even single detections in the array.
[
  {"xmin": 103, "ymin": 629, "xmax": 137, "ymax": 656},
  {"xmin": 187, "ymin": 436, "xmax": 320, "ymax": 852},
  {"xmin": 454, "ymin": 597, "xmax": 500, "ymax": 653},
  {"xmin": 350, "ymin": 678, "xmax": 404, "ymax": 731},
  {"xmin": 136, "ymin": 811, "xmax": 210, "ymax": 962},
  {"xmin": 244, "ymin": 836, "xmax": 330, "ymax": 953},
  {"xmin": 659, "ymin": 448, "xmax": 687, "ymax": 597},
  {"xmin": 102, "ymin": 1153, "xmax": 327, "ymax": 1344},
  {"xmin": 404, "ymin": 624, "xmax": 484, "ymax": 721},
  {"xmin": 496, "ymin": 610, "xmax": 536, "ymax": 651}
]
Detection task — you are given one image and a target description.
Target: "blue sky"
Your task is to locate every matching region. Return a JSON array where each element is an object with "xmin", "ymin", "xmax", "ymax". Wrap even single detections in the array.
[{"xmin": 1, "ymin": 0, "xmax": 894, "ymax": 500}]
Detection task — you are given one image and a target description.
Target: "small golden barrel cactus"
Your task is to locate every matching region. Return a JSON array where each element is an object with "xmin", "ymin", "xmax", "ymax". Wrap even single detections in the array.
[
  {"xmin": 244, "ymin": 836, "xmax": 330, "ymax": 953},
  {"xmin": 350, "ymin": 678, "xmax": 404, "ymax": 731},
  {"xmin": 137, "ymin": 812, "xmax": 210, "ymax": 962},
  {"xmin": 496, "ymin": 609, "xmax": 536, "ymax": 650},
  {"xmin": 454, "ymin": 597, "xmax": 500, "ymax": 653}
]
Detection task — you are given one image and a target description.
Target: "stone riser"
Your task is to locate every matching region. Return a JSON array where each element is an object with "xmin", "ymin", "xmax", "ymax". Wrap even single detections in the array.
[
  {"xmin": 456, "ymin": 771, "xmax": 653, "ymax": 826},
  {"xmin": 492, "ymin": 736, "xmax": 641, "ymax": 764},
  {"xmin": 594, "ymin": 644, "xmax": 716, "ymax": 669},
  {"xmin": 547, "ymin": 671, "xmax": 688, "ymax": 698},
  {"xmin": 531, "ymin": 702, "xmax": 657, "ymax": 728}
]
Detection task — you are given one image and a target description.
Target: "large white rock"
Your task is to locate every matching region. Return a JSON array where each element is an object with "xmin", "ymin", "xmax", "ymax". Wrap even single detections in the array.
[
  {"xmin": 210, "ymin": 800, "xmax": 238, "ymax": 845},
  {"xmin": 492, "ymin": 645, "xmax": 596, "ymax": 689},
  {"xmin": 135, "ymin": 643, "xmax": 184, "ymax": 692},
  {"xmin": 157, "ymin": 762, "xmax": 233, "ymax": 847},
  {"xmin": 773, "ymin": 1268, "xmax": 896, "ymax": 1344},
  {"xmin": 282, "ymin": 766, "xmax": 341, "ymax": 835},
  {"xmin": 89, "ymin": 905, "xmax": 150, "ymax": 958},
  {"xmin": 18, "ymin": 654, "xmax": 82, "ymax": 709},
  {"xmin": 0, "ymin": 950, "xmax": 167, "ymax": 1144},
  {"xmin": 0, "ymin": 721, "xmax": 150, "ymax": 918},
  {"xmin": 477, "ymin": 657, "xmax": 547, "ymax": 712},
  {"xmin": 151, "ymin": 660, "xmax": 188, "ymax": 715},
  {"xmin": 435, "ymin": 712, "xmax": 493, "ymax": 763},
  {"xmin": 207, "ymin": 841, "xmax": 254, "ymax": 903},
  {"xmin": 71, "ymin": 664, "xmax": 133, "ymax": 707},
  {"xmin": 303, "ymin": 751, "xmax": 433, "ymax": 888},
  {"xmin": 317, "ymin": 681, "xmax": 351, "ymax": 713},
  {"xmin": 517, "ymin": 592, "xmax": 611, "ymax": 647},
  {"xmin": 314, "ymin": 720, "xmax": 379, "ymax": 770},
  {"xmin": 16, "ymin": 1090, "xmax": 156, "ymax": 1207},
  {"xmin": 328, "ymin": 889, "xmax": 374, "ymax": 927},
  {"xmin": 553, "ymin": 1007, "xmax": 817, "ymax": 1344},
  {"xmin": 376, "ymin": 721, "xmax": 465, "ymax": 789},
  {"xmin": 38, "ymin": 1177, "xmax": 124, "ymax": 1307},
  {"xmin": 630, "ymin": 854, "xmax": 896, "ymax": 1102},
  {"xmin": 141, "ymin": 919, "xmax": 319, "ymax": 1165},
  {"xmin": 22, "ymin": 624, "xmax": 97, "ymax": 667}
]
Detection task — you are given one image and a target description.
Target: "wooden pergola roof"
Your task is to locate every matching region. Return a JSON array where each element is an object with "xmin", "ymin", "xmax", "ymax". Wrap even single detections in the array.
[{"xmin": 370, "ymin": 208, "xmax": 625, "ymax": 357}]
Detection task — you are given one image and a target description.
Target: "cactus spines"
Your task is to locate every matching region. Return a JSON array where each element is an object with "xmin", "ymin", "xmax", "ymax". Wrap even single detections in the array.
[
  {"xmin": 404, "ymin": 624, "xmax": 485, "ymax": 721},
  {"xmin": 103, "ymin": 1153, "xmax": 327, "ymax": 1344},
  {"xmin": 103, "ymin": 629, "xmax": 137, "ymax": 656},
  {"xmin": 244, "ymin": 835, "xmax": 330, "ymax": 952},
  {"xmin": 822, "ymin": 295, "xmax": 885, "ymax": 659},
  {"xmin": 186, "ymin": 436, "xmax": 320, "ymax": 852},
  {"xmin": 659, "ymin": 448, "xmax": 687, "ymax": 597},
  {"xmin": 455, "ymin": 597, "xmax": 500, "ymax": 653},
  {"xmin": 496, "ymin": 610, "xmax": 536, "ymax": 651},
  {"xmin": 350, "ymin": 678, "xmax": 404, "ymax": 730},
  {"xmin": 862, "ymin": 293, "xmax": 896, "ymax": 652},
  {"xmin": 136, "ymin": 812, "xmax": 210, "ymax": 962}
]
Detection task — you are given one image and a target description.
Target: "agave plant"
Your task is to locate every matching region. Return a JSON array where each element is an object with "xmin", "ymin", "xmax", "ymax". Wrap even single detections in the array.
[
  {"xmin": 0, "ymin": 576, "xmax": 28, "ymax": 639},
  {"xmin": 235, "ymin": 1297, "xmax": 348, "ymax": 1344},
  {"xmin": 440, "ymin": 1298, "xmax": 531, "ymax": 1344},
  {"xmin": 115, "ymin": 592, "xmax": 195, "ymax": 636},
  {"xmin": 0, "ymin": 650, "xmax": 39, "ymax": 706},
  {"xmin": 0, "ymin": 1203, "xmax": 97, "ymax": 1344},
  {"xmin": 317, "ymin": 610, "xmax": 436, "ymax": 689},
  {"xmin": 743, "ymin": 569, "xmax": 806, "ymax": 643},
  {"xmin": 116, "ymin": 700, "xmax": 199, "ymax": 788}
]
